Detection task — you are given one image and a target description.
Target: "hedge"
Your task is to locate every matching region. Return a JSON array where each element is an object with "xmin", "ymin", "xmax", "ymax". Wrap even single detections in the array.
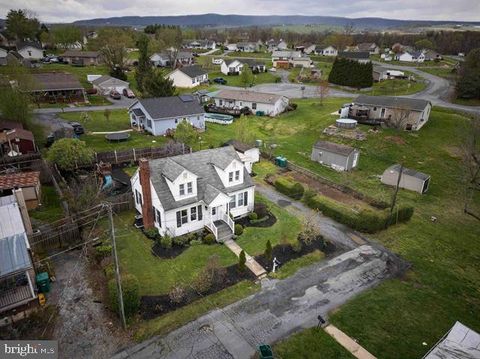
[
  {"xmin": 328, "ymin": 57, "xmax": 373, "ymax": 88},
  {"xmin": 274, "ymin": 177, "xmax": 304, "ymax": 200},
  {"xmin": 304, "ymin": 193, "xmax": 413, "ymax": 233},
  {"xmin": 108, "ymin": 273, "xmax": 140, "ymax": 320}
]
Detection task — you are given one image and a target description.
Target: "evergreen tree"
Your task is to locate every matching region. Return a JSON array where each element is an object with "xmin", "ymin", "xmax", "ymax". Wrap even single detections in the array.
[
  {"xmin": 135, "ymin": 34, "xmax": 152, "ymax": 93},
  {"xmin": 456, "ymin": 48, "xmax": 480, "ymax": 100},
  {"xmin": 238, "ymin": 250, "xmax": 246, "ymax": 272},
  {"xmin": 265, "ymin": 240, "xmax": 273, "ymax": 262},
  {"xmin": 142, "ymin": 70, "xmax": 176, "ymax": 98}
]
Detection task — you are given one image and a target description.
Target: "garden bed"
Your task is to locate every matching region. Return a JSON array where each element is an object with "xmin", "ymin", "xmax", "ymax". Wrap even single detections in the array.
[
  {"xmin": 139, "ymin": 264, "xmax": 255, "ymax": 320},
  {"xmin": 255, "ymin": 238, "xmax": 336, "ymax": 273},
  {"xmin": 151, "ymin": 242, "xmax": 190, "ymax": 259},
  {"xmin": 236, "ymin": 212, "xmax": 277, "ymax": 228}
]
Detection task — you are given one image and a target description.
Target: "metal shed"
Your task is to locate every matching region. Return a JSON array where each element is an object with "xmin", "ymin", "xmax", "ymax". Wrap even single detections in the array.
[
  {"xmin": 310, "ymin": 140, "xmax": 359, "ymax": 172},
  {"xmin": 381, "ymin": 164, "xmax": 430, "ymax": 194}
]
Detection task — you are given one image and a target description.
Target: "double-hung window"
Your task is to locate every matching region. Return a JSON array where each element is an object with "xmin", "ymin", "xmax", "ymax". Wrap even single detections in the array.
[
  {"xmin": 228, "ymin": 172, "xmax": 234, "ymax": 183},
  {"xmin": 235, "ymin": 170, "xmax": 240, "ymax": 181},
  {"xmin": 229, "ymin": 195, "xmax": 236, "ymax": 209},
  {"xmin": 198, "ymin": 205, "xmax": 203, "ymax": 220},
  {"xmin": 187, "ymin": 182, "xmax": 193, "ymax": 194},
  {"xmin": 176, "ymin": 209, "xmax": 188, "ymax": 228},
  {"xmin": 135, "ymin": 190, "xmax": 142, "ymax": 205},
  {"xmin": 154, "ymin": 207, "xmax": 161, "ymax": 227},
  {"xmin": 238, "ymin": 193, "xmax": 244, "ymax": 207},
  {"xmin": 191, "ymin": 206, "xmax": 197, "ymax": 221},
  {"xmin": 179, "ymin": 184, "xmax": 185, "ymax": 196}
]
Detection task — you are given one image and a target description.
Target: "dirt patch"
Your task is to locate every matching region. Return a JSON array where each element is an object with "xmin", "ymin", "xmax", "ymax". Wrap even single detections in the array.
[
  {"xmin": 255, "ymin": 239, "xmax": 336, "ymax": 272},
  {"xmin": 385, "ymin": 136, "xmax": 406, "ymax": 145},
  {"xmin": 140, "ymin": 264, "xmax": 255, "ymax": 320},
  {"xmin": 286, "ymin": 171, "xmax": 371, "ymax": 208}
]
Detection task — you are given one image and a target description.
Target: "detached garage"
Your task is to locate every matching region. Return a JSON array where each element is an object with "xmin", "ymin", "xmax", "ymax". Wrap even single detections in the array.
[
  {"xmin": 92, "ymin": 75, "xmax": 130, "ymax": 95},
  {"xmin": 381, "ymin": 164, "xmax": 430, "ymax": 194}
]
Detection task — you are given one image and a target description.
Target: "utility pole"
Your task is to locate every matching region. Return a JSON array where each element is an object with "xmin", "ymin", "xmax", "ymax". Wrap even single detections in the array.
[
  {"xmin": 390, "ymin": 163, "xmax": 404, "ymax": 220},
  {"xmin": 108, "ymin": 203, "xmax": 127, "ymax": 330}
]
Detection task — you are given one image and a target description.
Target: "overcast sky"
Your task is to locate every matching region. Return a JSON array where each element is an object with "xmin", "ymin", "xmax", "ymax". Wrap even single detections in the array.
[{"xmin": 0, "ymin": 0, "xmax": 479, "ymax": 23}]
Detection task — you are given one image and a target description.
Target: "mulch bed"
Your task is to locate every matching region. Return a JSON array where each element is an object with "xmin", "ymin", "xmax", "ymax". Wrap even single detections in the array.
[
  {"xmin": 140, "ymin": 264, "xmax": 255, "ymax": 320},
  {"xmin": 236, "ymin": 212, "xmax": 277, "ymax": 228},
  {"xmin": 151, "ymin": 242, "xmax": 191, "ymax": 259},
  {"xmin": 255, "ymin": 239, "xmax": 337, "ymax": 272}
]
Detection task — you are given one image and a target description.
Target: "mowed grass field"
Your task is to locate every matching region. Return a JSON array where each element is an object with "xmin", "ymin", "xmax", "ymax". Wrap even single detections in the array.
[
  {"xmin": 199, "ymin": 98, "xmax": 480, "ymax": 358},
  {"xmin": 58, "ymin": 110, "xmax": 169, "ymax": 152}
]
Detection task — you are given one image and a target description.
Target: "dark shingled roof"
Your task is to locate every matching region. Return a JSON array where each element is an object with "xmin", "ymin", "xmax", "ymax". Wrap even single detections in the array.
[
  {"xmin": 354, "ymin": 95, "xmax": 430, "ymax": 112},
  {"xmin": 177, "ymin": 65, "xmax": 207, "ymax": 78},
  {"xmin": 131, "ymin": 96, "xmax": 204, "ymax": 120},
  {"xmin": 338, "ymin": 51, "xmax": 370, "ymax": 60},
  {"xmin": 386, "ymin": 164, "xmax": 430, "ymax": 181},
  {"xmin": 313, "ymin": 140, "xmax": 356, "ymax": 156},
  {"xmin": 224, "ymin": 140, "xmax": 254, "ymax": 153},
  {"xmin": 16, "ymin": 40, "xmax": 42, "ymax": 50},
  {"xmin": 30, "ymin": 72, "xmax": 84, "ymax": 91},
  {"xmin": 148, "ymin": 146, "xmax": 254, "ymax": 211},
  {"xmin": 61, "ymin": 50, "xmax": 100, "ymax": 58}
]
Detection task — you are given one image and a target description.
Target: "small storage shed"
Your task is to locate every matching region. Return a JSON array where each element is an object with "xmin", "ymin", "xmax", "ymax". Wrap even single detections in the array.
[
  {"xmin": 311, "ymin": 140, "xmax": 359, "ymax": 171},
  {"xmin": 381, "ymin": 164, "xmax": 430, "ymax": 194}
]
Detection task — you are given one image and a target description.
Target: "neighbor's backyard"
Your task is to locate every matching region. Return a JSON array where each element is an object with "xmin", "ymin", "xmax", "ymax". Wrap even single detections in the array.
[{"xmin": 198, "ymin": 98, "xmax": 480, "ymax": 358}]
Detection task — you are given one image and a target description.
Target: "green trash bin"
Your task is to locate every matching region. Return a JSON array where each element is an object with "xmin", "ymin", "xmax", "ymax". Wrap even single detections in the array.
[
  {"xmin": 36, "ymin": 272, "xmax": 50, "ymax": 293},
  {"xmin": 257, "ymin": 344, "xmax": 274, "ymax": 359}
]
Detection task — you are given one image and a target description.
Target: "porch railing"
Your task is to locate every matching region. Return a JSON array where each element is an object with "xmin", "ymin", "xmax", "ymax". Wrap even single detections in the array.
[
  {"xmin": 205, "ymin": 219, "xmax": 218, "ymax": 239},
  {"xmin": 222, "ymin": 212, "xmax": 235, "ymax": 234}
]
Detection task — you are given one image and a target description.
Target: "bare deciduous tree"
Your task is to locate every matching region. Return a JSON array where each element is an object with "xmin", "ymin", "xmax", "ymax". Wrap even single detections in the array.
[
  {"xmin": 388, "ymin": 106, "xmax": 412, "ymax": 130},
  {"xmin": 316, "ymin": 79, "xmax": 330, "ymax": 106},
  {"xmin": 299, "ymin": 210, "xmax": 322, "ymax": 245}
]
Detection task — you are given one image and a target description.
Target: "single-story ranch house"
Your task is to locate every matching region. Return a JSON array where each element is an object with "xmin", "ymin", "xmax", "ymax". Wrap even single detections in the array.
[
  {"xmin": 220, "ymin": 59, "xmax": 266, "ymax": 75},
  {"xmin": 91, "ymin": 75, "xmax": 130, "ymax": 95},
  {"xmin": 381, "ymin": 164, "xmax": 430, "ymax": 194},
  {"xmin": 128, "ymin": 95, "xmax": 205, "ymax": 136},
  {"xmin": 61, "ymin": 50, "xmax": 103, "ymax": 66},
  {"xmin": 24, "ymin": 72, "xmax": 86, "ymax": 103},
  {"xmin": 211, "ymin": 89, "xmax": 289, "ymax": 116},
  {"xmin": 272, "ymin": 50, "xmax": 312, "ymax": 68},
  {"xmin": 166, "ymin": 65, "xmax": 208, "ymax": 88},
  {"xmin": 311, "ymin": 140, "xmax": 360, "ymax": 172},
  {"xmin": 349, "ymin": 95, "xmax": 432, "ymax": 131},
  {"xmin": 131, "ymin": 146, "xmax": 255, "ymax": 241}
]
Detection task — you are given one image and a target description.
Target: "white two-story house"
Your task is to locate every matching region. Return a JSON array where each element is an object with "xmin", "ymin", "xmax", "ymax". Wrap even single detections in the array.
[
  {"xmin": 166, "ymin": 65, "xmax": 208, "ymax": 88},
  {"xmin": 128, "ymin": 95, "xmax": 205, "ymax": 136},
  {"xmin": 131, "ymin": 146, "xmax": 255, "ymax": 241}
]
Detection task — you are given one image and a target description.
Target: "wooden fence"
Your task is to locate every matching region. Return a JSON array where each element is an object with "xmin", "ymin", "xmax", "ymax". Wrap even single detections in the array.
[{"xmin": 94, "ymin": 142, "xmax": 190, "ymax": 165}]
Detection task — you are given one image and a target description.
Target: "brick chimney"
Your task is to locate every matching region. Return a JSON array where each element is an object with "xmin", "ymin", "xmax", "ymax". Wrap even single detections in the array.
[{"xmin": 139, "ymin": 158, "xmax": 154, "ymax": 229}]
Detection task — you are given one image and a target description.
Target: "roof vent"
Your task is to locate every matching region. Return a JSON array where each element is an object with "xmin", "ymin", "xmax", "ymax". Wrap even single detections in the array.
[{"xmin": 179, "ymin": 94, "xmax": 194, "ymax": 102}]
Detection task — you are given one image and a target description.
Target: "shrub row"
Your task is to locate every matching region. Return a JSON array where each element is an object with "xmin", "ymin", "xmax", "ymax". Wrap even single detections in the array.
[
  {"xmin": 108, "ymin": 273, "xmax": 140, "ymax": 320},
  {"xmin": 274, "ymin": 177, "xmax": 304, "ymax": 200},
  {"xmin": 304, "ymin": 192, "xmax": 413, "ymax": 233}
]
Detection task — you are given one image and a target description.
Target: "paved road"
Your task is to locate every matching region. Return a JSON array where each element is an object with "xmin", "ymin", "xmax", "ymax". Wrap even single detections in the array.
[{"xmin": 113, "ymin": 245, "xmax": 404, "ymax": 359}]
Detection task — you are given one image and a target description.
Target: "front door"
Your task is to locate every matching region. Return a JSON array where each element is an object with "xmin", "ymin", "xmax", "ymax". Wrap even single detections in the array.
[
  {"xmin": 380, "ymin": 108, "xmax": 386, "ymax": 118},
  {"xmin": 211, "ymin": 206, "xmax": 222, "ymax": 221}
]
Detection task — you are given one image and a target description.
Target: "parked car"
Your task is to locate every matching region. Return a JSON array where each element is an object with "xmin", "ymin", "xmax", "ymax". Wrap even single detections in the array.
[
  {"xmin": 122, "ymin": 88, "xmax": 135, "ymax": 98},
  {"xmin": 213, "ymin": 77, "xmax": 227, "ymax": 85},
  {"xmin": 212, "ymin": 58, "xmax": 223, "ymax": 65},
  {"xmin": 110, "ymin": 90, "xmax": 121, "ymax": 100},
  {"xmin": 69, "ymin": 122, "xmax": 85, "ymax": 135}
]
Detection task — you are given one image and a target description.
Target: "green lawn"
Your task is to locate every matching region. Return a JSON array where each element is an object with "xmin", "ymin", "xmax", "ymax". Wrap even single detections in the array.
[
  {"xmin": 451, "ymin": 98, "xmax": 480, "ymax": 106},
  {"xmin": 58, "ymin": 110, "xmax": 169, "ymax": 152},
  {"xmin": 366, "ymin": 77, "xmax": 427, "ymax": 96},
  {"xmin": 225, "ymin": 51, "xmax": 271, "ymax": 59},
  {"xmin": 274, "ymin": 328, "xmax": 355, "ymax": 359},
  {"xmin": 29, "ymin": 186, "xmax": 64, "ymax": 223},
  {"xmin": 208, "ymin": 71, "xmax": 280, "ymax": 87},
  {"xmin": 199, "ymin": 98, "xmax": 480, "ymax": 358},
  {"xmin": 419, "ymin": 67, "xmax": 457, "ymax": 80},
  {"xmin": 114, "ymin": 193, "xmax": 301, "ymax": 296}
]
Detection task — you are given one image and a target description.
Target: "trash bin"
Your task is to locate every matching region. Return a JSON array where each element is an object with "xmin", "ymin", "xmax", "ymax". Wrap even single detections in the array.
[
  {"xmin": 36, "ymin": 272, "xmax": 50, "ymax": 293},
  {"xmin": 257, "ymin": 344, "xmax": 274, "ymax": 359}
]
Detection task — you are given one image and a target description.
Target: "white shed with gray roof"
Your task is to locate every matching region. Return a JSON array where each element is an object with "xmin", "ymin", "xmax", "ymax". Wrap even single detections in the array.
[
  {"xmin": 381, "ymin": 164, "xmax": 430, "ymax": 194},
  {"xmin": 128, "ymin": 95, "xmax": 205, "ymax": 136},
  {"xmin": 311, "ymin": 140, "xmax": 360, "ymax": 171}
]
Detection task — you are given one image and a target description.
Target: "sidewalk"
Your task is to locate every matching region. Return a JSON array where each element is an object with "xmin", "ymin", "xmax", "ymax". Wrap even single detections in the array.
[
  {"xmin": 324, "ymin": 324, "xmax": 377, "ymax": 359},
  {"xmin": 224, "ymin": 239, "xmax": 267, "ymax": 278}
]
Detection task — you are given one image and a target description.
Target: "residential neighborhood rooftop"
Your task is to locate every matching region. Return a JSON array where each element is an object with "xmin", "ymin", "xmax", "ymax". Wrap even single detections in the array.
[
  {"xmin": 147, "ymin": 146, "xmax": 254, "ymax": 210},
  {"xmin": 177, "ymin": 65, "xmax": 208, "ymax": 78},
  {"xmin": 313, "ymin": 140, "xmax": 356, "ymax": 156},
  {"xmin": 224, "ymin": 139, "xmax": 255, "ymax": 153},
  {"xmin": 354, "ymin": 95, "xmax": 431, "ymax": 112},
  {"xmin": 61, "ymin": 50, "xmax": 100, "ymax": 58},
  {"xmin": 338, "ymin": 51, "xmax": 370, "ymax": 59},
  {"xmin": 131, "ymin": 95, "xmax": 204, "ymax": 119},
  {"xmin": 214, "ymin": 89, "xmax": 284, "ymax": 104},
  {"xmin": 385, "ymin": 164, "xmax": 430, "ymax": 181},
  {"xmin": 29, "ymin": 72, "xmax": 84, "ymax": 91},
  {"xmin": 0, "ymin": 171, "xmax": 40, "ymax": 190}
]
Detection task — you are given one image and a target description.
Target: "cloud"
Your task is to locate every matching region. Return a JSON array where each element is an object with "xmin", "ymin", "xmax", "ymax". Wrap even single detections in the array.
[{"xmin": 0, "ymin": 0, "xmax": 479, "ymax": 23}]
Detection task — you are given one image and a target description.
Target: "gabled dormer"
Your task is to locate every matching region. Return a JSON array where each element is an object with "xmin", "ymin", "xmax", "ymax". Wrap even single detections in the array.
[
  {"xmin": 213, "ymin": 158, "xmax": 244, "ymax": 188},
  {"xmin": 162, "ymin": 159, "xmax": 198, "ymax": 201}
]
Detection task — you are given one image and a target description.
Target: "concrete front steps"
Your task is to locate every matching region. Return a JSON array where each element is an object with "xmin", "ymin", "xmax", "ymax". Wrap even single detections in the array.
[{"xmin": 214, "ymin": 221, "xmax": 234, "ymax": 242}]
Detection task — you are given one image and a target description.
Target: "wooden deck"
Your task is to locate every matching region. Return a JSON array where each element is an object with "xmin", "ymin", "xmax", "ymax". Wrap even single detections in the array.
[{"xmin": 0, "ymin": 285, "xmax": 35, "ymax": 313}]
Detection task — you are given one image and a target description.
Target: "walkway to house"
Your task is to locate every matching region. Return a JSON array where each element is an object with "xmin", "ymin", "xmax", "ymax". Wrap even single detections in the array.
[
  {"xmin": 324, "ymin": 324, "xmax": 377, "ymax": 359},
  {"xmin": 224, "ymin": 239, "xmax": 267, "ymax": 278}
]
